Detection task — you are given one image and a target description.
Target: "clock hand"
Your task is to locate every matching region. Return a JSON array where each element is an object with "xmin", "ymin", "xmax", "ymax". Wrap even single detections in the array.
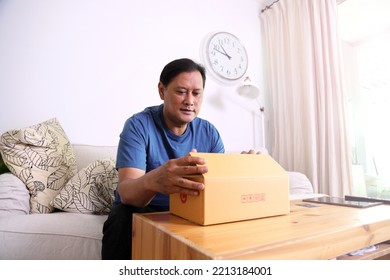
[
  {"xmin": 219, "ymin": 44, "xmax": 232, "ymax": 60},
  {"xmin": 213, "ymin": 47, "xmax": 232, "ymax": 60}
]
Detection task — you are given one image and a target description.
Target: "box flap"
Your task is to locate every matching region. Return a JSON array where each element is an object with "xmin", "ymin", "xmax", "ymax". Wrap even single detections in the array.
[{"xmin": 189, "ymin": 152, "xmax": 285, "ymax": 178}]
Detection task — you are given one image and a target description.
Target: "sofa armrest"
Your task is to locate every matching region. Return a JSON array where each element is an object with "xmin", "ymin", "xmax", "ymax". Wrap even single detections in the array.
[{"xmin": 288, "ymin": 171, "xmax": 313, "ymax": 195}]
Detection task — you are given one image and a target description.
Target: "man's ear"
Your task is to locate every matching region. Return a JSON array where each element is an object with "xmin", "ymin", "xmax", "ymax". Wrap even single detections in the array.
[{"xmin": 158, "ymin": 82, "xmax": 165, "ymax": 100}]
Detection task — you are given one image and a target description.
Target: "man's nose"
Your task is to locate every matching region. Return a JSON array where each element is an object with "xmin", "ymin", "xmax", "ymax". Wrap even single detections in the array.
[{"xmin": 184, "ymin": 93, "xmax": 194, "ymax": 105}]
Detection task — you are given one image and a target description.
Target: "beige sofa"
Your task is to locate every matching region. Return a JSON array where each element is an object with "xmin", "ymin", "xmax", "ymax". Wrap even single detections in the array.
[
  {"xmin": 0, "ymin": 144, "xmax": 117, "ymax": 260},
  {"xmin": 0, "ymin": 144, "xmax": 314, "ymax": 260}
]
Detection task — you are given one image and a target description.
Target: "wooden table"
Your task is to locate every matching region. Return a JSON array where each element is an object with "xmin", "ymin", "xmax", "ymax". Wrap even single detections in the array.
[{"xmin": 132, "ymin": 200, "xmax": 390, "ymax": 260}]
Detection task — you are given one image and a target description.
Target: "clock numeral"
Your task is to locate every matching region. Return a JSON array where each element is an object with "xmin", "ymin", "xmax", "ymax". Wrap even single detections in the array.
[{"xmin": 217, "ymin": 37, "xmax": 230, "ymax": 45}]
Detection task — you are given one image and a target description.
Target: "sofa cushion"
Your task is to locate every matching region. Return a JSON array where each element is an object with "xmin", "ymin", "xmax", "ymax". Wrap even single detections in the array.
[
  {"xmin": 72, "ymin": 144, "xmax": 117, "ymax": 171},
  {"xmin": 51, "ymin": 159, "xmax": 117, "ymax": 214},
  {"xmin": 0, "ymin": 212, "xmax": 107, "ymax": 259},
  {"xmin": 0, "ymin": 118, "xmax": 77, "ymax": 214},
  {"xmin": 0, "ymin": 173, "xmax": 30, "ymax": 216}
]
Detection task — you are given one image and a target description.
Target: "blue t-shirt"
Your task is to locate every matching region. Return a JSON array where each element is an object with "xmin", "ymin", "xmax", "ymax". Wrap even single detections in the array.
[{"xmin": 114, "ymin": 104, "xmax": 225, "ymax": 208}]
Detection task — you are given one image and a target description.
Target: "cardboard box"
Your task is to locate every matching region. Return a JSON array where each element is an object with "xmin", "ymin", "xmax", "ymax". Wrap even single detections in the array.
[{"xmin": 170, "ymin": 152, "xmax": 290, "ymax": 225}]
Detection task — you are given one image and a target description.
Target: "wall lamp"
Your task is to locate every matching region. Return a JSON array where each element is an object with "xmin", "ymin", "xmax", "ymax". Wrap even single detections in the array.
[{"xmin": 236, "ymin": 76, "xmax": 260, "ymax": 99}]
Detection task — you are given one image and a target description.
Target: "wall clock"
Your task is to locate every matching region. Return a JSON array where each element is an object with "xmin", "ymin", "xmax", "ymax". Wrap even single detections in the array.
[{"xmin": 203, "ymin": 31, "xmax": 248, "ymax": 83}]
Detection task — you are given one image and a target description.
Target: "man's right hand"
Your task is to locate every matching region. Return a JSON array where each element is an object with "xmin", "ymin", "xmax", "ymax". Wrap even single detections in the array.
[
  {"xmin": 117, "ymin": 152, "xmax": 208, "ymax": 208},
  {"xmin": 153, "ymin": 153, "xmax": 208, "ymax": 196}
]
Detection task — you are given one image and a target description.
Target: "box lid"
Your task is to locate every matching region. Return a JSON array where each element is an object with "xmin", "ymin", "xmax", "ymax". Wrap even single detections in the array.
[{"xmin": 188, "ymin": 152, "xmax": 285, "ymax": 179}]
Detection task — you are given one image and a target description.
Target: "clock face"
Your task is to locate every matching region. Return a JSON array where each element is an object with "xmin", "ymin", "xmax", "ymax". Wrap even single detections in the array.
[{"xmin": 205, "ymin": 32, "xmax": 248, "ymax": 82}]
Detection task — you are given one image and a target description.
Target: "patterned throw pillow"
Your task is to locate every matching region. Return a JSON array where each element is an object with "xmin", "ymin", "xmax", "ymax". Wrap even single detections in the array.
[
  {"xmin": 51, "ymin": 159, "xmax": 118, "ymax": 215},
  {"xmin": 0, "ymin": 118, "xmax": 77, "ymax": 214}
]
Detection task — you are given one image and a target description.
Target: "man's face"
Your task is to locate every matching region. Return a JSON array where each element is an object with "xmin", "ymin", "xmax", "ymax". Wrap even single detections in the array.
[{"xmin": 158, "ymin": 71, "xmax": 204, "ymax": 134}]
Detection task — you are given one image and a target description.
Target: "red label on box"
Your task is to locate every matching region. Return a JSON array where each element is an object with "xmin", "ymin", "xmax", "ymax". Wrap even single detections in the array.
[
  {"xmin": 180, "ymin": 194, "xmax": 187, "ymax": 204},
  {"xmin": 241, "ymin": 193, "xmax": 266, "ymax": 203}
]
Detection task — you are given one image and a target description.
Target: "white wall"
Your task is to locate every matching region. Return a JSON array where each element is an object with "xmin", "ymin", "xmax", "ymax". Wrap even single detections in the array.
[{"xmin": 0, "ymin": 0, "xmax": 265, "ymax": 152}]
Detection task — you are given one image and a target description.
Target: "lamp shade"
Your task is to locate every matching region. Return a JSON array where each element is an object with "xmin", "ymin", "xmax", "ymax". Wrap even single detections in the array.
[{"xmin": 237, "ymin": 76, "xmax": 260, "ymax": 99}]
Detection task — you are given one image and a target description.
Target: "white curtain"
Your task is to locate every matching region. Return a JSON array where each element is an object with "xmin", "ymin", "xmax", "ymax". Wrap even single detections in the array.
[{"xmin": 260, "ymin": 0, "xmax": 352, "ymax": 196}]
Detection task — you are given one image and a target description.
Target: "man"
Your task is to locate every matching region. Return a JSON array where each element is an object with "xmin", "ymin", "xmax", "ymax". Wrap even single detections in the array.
[{"xmin": 102, "ymin": 58, "xmax": 224, "ymax": 259}]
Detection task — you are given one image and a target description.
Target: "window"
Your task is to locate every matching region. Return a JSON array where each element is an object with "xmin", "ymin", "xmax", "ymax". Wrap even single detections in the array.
[{"xmin": 338, "ymin": 0, "xmax": 390, "ymax": 199}]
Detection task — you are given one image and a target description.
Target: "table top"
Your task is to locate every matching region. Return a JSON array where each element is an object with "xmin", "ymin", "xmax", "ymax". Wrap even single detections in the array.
[{"xmin": 132, "ymin": 200, "xmax": 390, "ymax": 259}]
